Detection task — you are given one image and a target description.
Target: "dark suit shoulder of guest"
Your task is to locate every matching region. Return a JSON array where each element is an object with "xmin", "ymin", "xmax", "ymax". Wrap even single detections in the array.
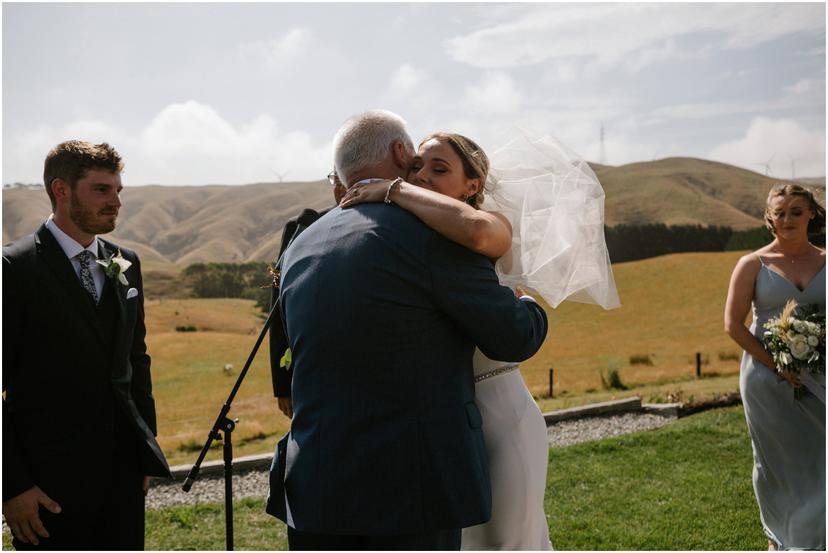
[
  {"xmin": 2, "ymin": 224, "xmax": 170, "ymax": 504},
  {"xmin": 267, "ymin": 203, "xmax": 547, "ymax": 535},
  {"xmin": 269, "ymin": 207, "xmax": 327, "ymax": 398}
]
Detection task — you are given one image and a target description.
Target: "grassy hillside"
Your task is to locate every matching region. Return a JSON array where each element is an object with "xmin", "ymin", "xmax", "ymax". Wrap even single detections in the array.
[
  {"xmin": 147, "ymin": 250, "xmax": 750, "ymax": 466},
  {"xmin": 2, "ymin": 181, "xmax": 334, "ymax": 264},
  {"xmin": 522, "ymin": 250, "xmax": 747, "ymax": 397},
  {"xmin": 5, "ymin": 158, "xmax": 823, "ymax": 263},
  {"xmin": 595, "ymin": 157, "xmax": 823, "ymax": 229}
]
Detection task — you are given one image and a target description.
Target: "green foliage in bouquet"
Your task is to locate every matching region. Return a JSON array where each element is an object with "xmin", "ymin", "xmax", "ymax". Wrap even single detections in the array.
[{"xmin": 763, "ymin": 300, "xmax": 825, "ymax": 399}]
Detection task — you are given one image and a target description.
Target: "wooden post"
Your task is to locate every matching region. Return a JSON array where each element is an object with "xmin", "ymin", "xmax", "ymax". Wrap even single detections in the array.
[
  {"xmin": 549, "ymin": 367, "xmax": 554, "ymax": 398},
  {"xmin": 696, "ymin": 352, "xmax": 701, "ymax": 378}
]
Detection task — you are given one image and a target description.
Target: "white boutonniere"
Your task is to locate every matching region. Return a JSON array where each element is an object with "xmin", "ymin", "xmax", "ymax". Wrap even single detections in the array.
[{"xmin": 97, "ymin": 249, "xmax": 132, "ymax": 286}]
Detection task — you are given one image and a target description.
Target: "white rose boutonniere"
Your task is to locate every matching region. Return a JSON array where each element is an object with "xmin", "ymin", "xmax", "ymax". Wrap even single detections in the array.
[{"xmin": 97, "ymin": 249, "xmax": 132, "ymax": 286}]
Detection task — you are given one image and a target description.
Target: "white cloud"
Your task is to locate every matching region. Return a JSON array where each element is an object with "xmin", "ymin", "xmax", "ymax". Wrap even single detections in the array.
[
  {"xmin": 445, "ymin": 4, "xmax": 823, "ymax": 75},
  {"xmin": 238, "ymin": 28, "xmax": 313, "ymax": 66},
  {"xmin": 464, "ymin": 71, "xmax": 523, "ymax": 114},
  {"xmin": 4, "ymin": 101, "xmax": 333, "ymax": 185},
  {"xmin": 624, "ymin": 40, "xmax": 711, "ymax": 75},
  {"xmin": 390, "ymin": 64, "xmax": 428, "ymax": 93},
  {"xmin": 708, "ymin": 117, "xmax": 825, "ymax": 178},
  {"xmin": 784, "ymin": 78, "xmax": 822, "ymax": 96}
]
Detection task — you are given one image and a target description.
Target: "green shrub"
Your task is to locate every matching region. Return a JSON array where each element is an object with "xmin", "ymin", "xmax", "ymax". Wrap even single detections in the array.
[{"xmin": 600, "ymin": 368, "xmax": 628, "ymax": 390}]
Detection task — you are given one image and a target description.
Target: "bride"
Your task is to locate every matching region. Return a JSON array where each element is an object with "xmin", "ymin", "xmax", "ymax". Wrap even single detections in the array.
[{"xmin": 340, "ymin": 130, "xmax": 619, "ymax": 550}]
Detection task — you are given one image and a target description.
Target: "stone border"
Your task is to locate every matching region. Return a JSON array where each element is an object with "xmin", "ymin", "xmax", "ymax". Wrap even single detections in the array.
[
  {"xmin": 169, "ymin": 393, "xmax": 742, "ymax": 479},
  {"xmin": 170, "ymin": 452, "xmax": 273, "ymax": 480},
  {"xmin": 542, "ymin": 396, "xmax": 642, "ymax": 424}
]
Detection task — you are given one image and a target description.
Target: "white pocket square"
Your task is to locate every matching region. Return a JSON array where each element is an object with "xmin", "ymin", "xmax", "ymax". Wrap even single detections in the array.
[{"xmin": 126, "ymin": 288, "xmax": 139, "ymax": 300}]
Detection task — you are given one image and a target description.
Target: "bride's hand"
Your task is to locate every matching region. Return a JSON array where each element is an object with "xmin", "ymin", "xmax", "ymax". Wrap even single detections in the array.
[
  {"xmin": 339, "ymin": 181, "xmax": 394, "ymax": 208},
  {"xmin": 781, "ymin": 369, "xmax": 802, "ymax": 388}
]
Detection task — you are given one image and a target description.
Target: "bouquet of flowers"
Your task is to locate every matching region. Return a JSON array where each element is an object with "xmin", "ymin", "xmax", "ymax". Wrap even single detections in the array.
[{"xmin": 763, "ymin": 300, "xmax": 826, "ymax": 399}]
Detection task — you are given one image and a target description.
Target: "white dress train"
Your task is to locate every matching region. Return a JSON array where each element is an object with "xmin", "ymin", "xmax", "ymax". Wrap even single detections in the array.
[{"xmin": 461, "ymin": 349, "xmax": 553, "ymax": 550}]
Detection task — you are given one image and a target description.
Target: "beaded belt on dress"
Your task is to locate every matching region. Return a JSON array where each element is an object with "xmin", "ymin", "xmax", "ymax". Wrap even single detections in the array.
[{"xmin": 474, "ymin": 363, "xmax": 519, "ymax": 383}]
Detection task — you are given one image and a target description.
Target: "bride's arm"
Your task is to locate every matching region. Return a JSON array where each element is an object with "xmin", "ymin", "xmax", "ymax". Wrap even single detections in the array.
[{"xmin": 340, "ymin": 180, "xmax": 512, "ymax": 259}]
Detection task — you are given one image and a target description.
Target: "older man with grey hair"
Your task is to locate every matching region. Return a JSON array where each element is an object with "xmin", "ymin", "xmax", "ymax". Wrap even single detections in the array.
[
  {"xmin": 266, "ymin": 110, "xmax": 547, "ymax": 550},
  {"xmin": 332, "ymin": 109, "xmax": 415, "ymax": 187}
]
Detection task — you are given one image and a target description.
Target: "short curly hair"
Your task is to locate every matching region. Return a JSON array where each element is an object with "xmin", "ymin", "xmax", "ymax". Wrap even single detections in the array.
[
  {"xmin": 43, "ymin": 140, "xmax": 124, "ymax": 210},
  {"xmin": 764, "ymin": 183, "xmax": 826, "ymax": 237},
  {"xmin": 420, "ymin": 132, "xmax": 490, "ymax": 209}
]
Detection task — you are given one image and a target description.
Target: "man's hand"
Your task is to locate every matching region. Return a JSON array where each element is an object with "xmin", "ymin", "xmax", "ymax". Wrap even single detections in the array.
[
  {"xmin": 277, "ymin": 397, "xmax": 293, "ymax": 418},
  {"xmin": 143, "ymin": 476, "xmax": 152, "ymax": 496},
  {"xmin": 2, "ymin": 486, "xmax": 61, "ymax": 545}
]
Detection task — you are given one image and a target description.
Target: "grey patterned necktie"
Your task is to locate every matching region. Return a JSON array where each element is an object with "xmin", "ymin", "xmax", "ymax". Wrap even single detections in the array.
[{"xmin": 76, "ymin": 250, "xmax": 99, "ymax": 303}]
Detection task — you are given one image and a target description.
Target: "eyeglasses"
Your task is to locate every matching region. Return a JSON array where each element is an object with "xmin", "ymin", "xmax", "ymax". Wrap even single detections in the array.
[{"xmin": 327, "ymin": 170, "xmax": 338, "ymax": 186}]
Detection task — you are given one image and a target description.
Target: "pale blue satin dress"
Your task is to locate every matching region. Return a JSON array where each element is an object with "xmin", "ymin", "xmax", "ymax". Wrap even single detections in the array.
[{"xmin": 740, "ymin": 259, "xmax": 826, "ymax": 550}]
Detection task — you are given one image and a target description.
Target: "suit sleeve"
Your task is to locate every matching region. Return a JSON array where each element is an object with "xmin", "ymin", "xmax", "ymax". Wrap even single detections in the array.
[
  {"xmin": 127, "ymin": 254, "xmax": 159, "ymax": 436},
  {"xmin": 2, "ymin": 251, "xmax": 35, "ymax": 500},
  {"xmin": 270, "ymin": 219, "xmax": 298, "ymax": 398},
  {"xmin": 427, "ymin": 234, "xmax": 548, "ymax": 362}
]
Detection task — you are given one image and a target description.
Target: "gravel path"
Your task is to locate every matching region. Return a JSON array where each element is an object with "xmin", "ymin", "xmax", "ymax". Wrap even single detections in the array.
[
  {"xmin": 547, "ymin": 411, "xmax": 674, "ymax": 448},
  {"xmin": 145, "ymin": 411, "xmax": 676, "ymax": 510}
]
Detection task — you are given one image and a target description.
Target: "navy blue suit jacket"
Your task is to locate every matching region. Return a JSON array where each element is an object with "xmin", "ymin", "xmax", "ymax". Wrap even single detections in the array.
[{"xmin": 266, "ymin": 203, "xmax": 547, "ymax": 535}]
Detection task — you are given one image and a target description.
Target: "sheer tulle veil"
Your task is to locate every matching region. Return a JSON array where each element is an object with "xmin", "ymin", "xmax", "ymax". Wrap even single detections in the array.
[{"xmin": 480, "ymin": 129, "xmax": 621, "ymax": 310}]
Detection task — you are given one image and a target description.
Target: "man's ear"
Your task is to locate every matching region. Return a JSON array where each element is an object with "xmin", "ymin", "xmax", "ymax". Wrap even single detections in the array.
[
  {"xmin": 51, "ymin": 178, "xmax": 70, "ymax": 205},
  {"xmin": 391, "ymin": 141, "xmax": 411, "ymax": 170}
]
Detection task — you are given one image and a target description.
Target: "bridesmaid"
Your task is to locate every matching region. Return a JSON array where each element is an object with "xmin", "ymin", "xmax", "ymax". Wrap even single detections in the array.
[{"xmin": 724, "ymin": 183, "xmax": 825, "ymax": 550}]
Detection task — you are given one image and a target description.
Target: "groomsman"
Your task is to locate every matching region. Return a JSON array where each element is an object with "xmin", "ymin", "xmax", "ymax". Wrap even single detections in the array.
[
  {"xmin": 270, "ymin": 169, "xmax": 345, "ymax": 417},
  {"xmin": 2, "ymin": 141, "xmax": 170, "ymax": 550}
]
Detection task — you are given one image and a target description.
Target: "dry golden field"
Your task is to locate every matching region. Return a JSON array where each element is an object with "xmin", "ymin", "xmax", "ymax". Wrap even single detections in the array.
[
  {"xmin": 522, "ymin": 250, "xmax": 746, "ymax": 396},
  {"xmin": 146, "ymin": 250, "xmax": 748, "ymax": 466}
]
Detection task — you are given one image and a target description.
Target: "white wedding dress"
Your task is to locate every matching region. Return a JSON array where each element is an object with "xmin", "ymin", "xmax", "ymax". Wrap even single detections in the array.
[
  {"xmin": 461, "ymin": 350, "xmax": 552, "ymax": 550},
  {"xmin": 460, "ymin": 130, "xmax": 619, "ymax": 550}
]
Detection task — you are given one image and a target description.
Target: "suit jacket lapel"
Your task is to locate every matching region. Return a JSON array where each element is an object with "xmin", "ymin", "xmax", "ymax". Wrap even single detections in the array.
[
  {"xmin": 99, "ymin": 242, "xmax": 129, "ymax": 365},
  {"xmin": 35, "ymin": 224, "xmax": 108, "ymax": 346}
]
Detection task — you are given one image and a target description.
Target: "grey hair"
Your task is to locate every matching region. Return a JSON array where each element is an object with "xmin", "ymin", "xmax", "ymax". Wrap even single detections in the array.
[{"xmin": 333, "ymin": 109, "xmax": 415, "ymax": 185}]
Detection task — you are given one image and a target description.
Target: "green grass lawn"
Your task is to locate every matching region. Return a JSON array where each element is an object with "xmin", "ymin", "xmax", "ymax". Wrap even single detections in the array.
[
  {"xmin": 546, "ymin": 405, "xmax": 764, "ymax": 550},
  {"xmin": 3, "ymin": 406, "xmax": 763, "ymax": 551}
]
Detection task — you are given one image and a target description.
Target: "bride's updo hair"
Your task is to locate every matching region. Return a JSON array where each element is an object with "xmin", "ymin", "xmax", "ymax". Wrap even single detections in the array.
[
  {"xmin": 765, "ymin": 183, "xmax": 826, "ymax": 237},
  {"xmin": 421, "ymin": 132, "xmax": 489, "ymax": 209}
]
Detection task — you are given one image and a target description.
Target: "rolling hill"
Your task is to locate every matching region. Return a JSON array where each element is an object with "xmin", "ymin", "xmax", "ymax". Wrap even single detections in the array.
[{"xmin": 3, "ymin": 157, "xmax": 823, "ymax": 264}]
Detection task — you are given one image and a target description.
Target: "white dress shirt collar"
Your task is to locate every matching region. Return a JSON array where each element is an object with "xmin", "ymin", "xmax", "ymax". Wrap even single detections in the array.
[{"xmin": 45, "ymin": 215, "xmax": 100, "ymax": 260}]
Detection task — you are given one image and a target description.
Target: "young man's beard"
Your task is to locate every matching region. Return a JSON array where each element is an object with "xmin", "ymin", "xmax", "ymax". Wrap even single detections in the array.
[{"xmin": 69, "ymin": 192, "xmax": 117, "ymax": 235}]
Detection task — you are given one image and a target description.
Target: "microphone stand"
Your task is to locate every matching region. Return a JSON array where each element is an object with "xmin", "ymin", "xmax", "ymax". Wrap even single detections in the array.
[
  {"xmin": 181, "ymin": 300, "xmax": 279, "ymax": 550},
  {"xmin": 181, "ymin": 221, "xmax": 309, "ymax": 551}
]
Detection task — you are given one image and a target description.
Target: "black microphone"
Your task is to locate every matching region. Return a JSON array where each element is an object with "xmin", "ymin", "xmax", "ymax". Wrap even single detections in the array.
[{"xmin": 273, "ymin": 209, "xmax": 319, "ymax": 273}]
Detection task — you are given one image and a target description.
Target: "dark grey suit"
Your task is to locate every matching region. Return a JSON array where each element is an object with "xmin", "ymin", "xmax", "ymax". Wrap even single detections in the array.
[
  {"xmin": 3, "ymin": 224, "xmax": 170, "ymax": 549},
  {"xmin": 266, "ymin": 203, "xmax": 547, "ymax": 541}
]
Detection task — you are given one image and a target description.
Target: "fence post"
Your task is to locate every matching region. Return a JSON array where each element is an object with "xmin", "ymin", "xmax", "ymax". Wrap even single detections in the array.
[
  {"xmin": 549, "ymin": 367, "xmax": 554, "ymax": 398},
  {"xmin": 696, "ymin": 352, "xmax": 701, "ymax": 378}
]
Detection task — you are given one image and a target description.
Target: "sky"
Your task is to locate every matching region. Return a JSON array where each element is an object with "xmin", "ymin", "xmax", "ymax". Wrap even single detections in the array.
[{"xmin": 3, "ymin": 2, "xmax": 826, "ymax": 186}]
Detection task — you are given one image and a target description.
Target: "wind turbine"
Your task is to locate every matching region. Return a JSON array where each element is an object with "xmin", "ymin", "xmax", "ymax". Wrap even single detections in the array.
[
  {"xmin": 271, "ymin": 169, "xmax": 289, "ymax": 183},
  {"xmin": 753, "ymin": 154, "xmax": 775, "ymax": 176},
  {"xmin": 789, "ymin": 155, "xmax": 800, "ymax": 180}
]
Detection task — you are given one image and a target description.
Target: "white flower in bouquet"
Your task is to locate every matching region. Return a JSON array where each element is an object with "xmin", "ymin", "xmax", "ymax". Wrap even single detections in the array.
[
  {"xmin": 790, "ymin": 335, "xmax": 812, "ymax": 360},
  {"xmin": 763, "ymin": 300, "xmax": 826, "ymax": 399}
]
